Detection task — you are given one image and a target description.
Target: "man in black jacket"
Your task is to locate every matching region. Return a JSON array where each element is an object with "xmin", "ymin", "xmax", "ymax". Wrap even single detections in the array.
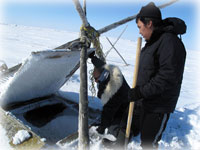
[
  {"xmin": 129, "ymin": 2, "xmax": 186, "ymax": 149},
  {"xmin": 89, "ymin": 53, "xmax": 140, "ymax": 148}
]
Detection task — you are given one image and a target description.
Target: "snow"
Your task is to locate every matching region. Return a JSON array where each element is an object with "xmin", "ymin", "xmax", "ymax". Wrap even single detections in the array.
[
  {"xmin": 0, "ymin": 23, "xmax": 200, "ymax": 149},
  {"xmin": 60, "ymin": 103, "xmax": 200, "ymax": 150},
  {"xmin": 12, "ymin": 130, "xmax": 32, "ymax": 145},
  {"xmin": 59, "ymin": 126, "xmax": 117, "ymax": 150},
  {"xmin": 0, "ymin": 49, "xmax": 81, "ymax": 106},
  {"xmin": 158, "ymin": 103, "xmax": 200, "ymax": 150},
  {"xmin": 0, "ymin": 125, "xmax": 12, "ymax": 149}
]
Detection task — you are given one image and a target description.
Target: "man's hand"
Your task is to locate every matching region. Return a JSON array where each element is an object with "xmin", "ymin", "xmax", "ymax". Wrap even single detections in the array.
[
  {"xmin": 128, "ymin": 87, "xmax": 142, "ymax": 102},
  {"xmin": 88, "ymin": 51, "xmax": 95, "ymax": 58}
]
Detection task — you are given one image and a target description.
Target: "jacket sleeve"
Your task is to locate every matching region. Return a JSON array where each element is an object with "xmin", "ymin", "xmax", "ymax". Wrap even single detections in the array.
[
  {"xmin": 100, "ymin": 80, "xmax": 130, "ymax": 128},
  {"xmin": 91, "ymin": 56, "xmax": 106, "ymax": 69},
  {"xmin": 100, "ymin": 94, "xmax": 123, "ymax": 128},
  {"xmin": 140, "ymin": 35, "xmax": 186, "ymax": 98}
]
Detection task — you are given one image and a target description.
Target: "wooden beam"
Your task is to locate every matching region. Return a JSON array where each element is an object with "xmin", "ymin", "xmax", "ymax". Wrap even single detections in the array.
[
  {"xmin": 83, "ymin": 0, "xmax": 86, "ymax": 16},
  {"xmin": 55, "ymin": 0, "xmax": 178, "ymax": 50},
  {"xmin": 98, "ymin": 0, "xmax": 179, "ymax": 34},
  {"xmin": 73, "ymin": 0, "xmax": 89, "ymax": 27}
]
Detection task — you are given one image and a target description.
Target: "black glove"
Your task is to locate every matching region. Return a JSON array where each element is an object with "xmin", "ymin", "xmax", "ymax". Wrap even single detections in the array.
[
  {"xmin": 88, "ymin": 51, "xmax": 95, "ymax": 58},
  {"xmin": 91, "ymin": 122, "xmax": 101, "ymax": 126},
  {"xmin": 96, "ymin": 126, "xmax": 105, "ymax": 134},
  {"xmin": 128, "ymin": 86, "xmax": 142, "ymax": 102}
]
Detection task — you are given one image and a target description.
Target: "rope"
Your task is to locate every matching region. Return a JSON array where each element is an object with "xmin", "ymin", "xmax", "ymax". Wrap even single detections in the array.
[
  {"xmin": 89, "ymin": 69, "xmax": 96, "ymax": 97},
  {"xmin": 80, "ymin": 25, "xmax": 106, "ymax": 98},
  {"xmin": 80, "ymin": 26, "xmax": 106, "ymax": 62}
]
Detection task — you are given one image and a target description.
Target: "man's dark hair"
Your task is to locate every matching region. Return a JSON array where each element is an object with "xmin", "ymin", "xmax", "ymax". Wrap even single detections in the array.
[
  {"xmin": 136, "ymin": 17, "xmax": 163, "ymax": 28},
  {"xmin": 136, "ymin": 2, "xmax": 163, "ymax": 28}
]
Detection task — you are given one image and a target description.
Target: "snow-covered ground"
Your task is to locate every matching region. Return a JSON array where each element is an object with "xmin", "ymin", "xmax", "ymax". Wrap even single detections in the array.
[{"xmin": 0, "ymin": 23, "xmax": 200, "ymax": 149}]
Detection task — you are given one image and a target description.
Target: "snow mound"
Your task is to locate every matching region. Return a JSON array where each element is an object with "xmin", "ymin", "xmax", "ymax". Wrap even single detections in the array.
[
  {"xmin": 159, "ymin": 103, "xmax": 200, "ymax": 150},
  {"xmin": 0, "ymin": 125, "xmax": 12, "ymax": 149},
  {"xmin": 12, "ymin": 130, "xmax": 32, "ymax": 145}
]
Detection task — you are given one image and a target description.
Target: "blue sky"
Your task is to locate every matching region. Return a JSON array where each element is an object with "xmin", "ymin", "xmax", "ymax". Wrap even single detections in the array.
[{"xmin": 1, "ymin": 0, "xmax": 199, "ymax": 50}]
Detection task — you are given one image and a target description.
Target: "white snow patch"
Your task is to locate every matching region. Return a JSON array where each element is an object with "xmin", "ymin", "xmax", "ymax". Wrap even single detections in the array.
[
  {"xmin": 159, "ymin": 103, "xmax": 200, "ymax": 150},
  {"xmin": 12, "ymin": 130, "xmax": 31, "ymax": 145},
  {"xmin": 0, "ymin": 50, "xmax": 80, "ymax": 106},
  {"xmin": 0, "ymin": 125, "xmax": 12, "ymax": 150},
  {"xmin": 41, "ymin": 138, "xmax": 46, "ymax": 142}
]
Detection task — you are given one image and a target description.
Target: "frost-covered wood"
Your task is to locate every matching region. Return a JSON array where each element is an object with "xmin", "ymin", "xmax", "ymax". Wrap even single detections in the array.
[
  {"xmin": 73, "ymin": 0, "xmax": 89, "ymax": 27},
  {"xmin": 98, "ymin": 0, "xmax": 178, "ymax": 34},
  {"xmin": 73, "ymin": 0, "xmax": 90, "ymax": 149},
  {"xmin": 56, "ymin": 0, "xmax": 178, "ymax": 50},
  {"xmin": 83, "ymin": 0, "xmax": 87, "ymax": 16},
  {"xmin": 78, "ymin": 31, "xmax": 89, "ymax": 149},
  {"xmin": 0, "ymin": 108, "xmax": 45, "ymax": 149}
]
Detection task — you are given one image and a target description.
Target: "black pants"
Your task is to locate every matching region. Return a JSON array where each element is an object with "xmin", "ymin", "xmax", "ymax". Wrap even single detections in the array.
[
  {"xmin": 107, "ymin": 102, "xmax": 170, "ymax": 150},
  {"xmin": 134, "ymin": 102, "xmax": 170, "ymax": 149}
]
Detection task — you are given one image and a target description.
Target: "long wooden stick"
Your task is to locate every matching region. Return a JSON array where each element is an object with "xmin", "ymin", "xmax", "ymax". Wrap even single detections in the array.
[
  {"xmin": 83, "ymin": 0, "xmax": 86, "ymax": 16},
  {"xmin": 98, "ymin": 0, "xmax": 178, "ymax": 34},
  {"xmin": 124, "ymin": 37, "xmax": 142, "ymax": 149},
  {"xmin": 72, "ymin": 0, "xmax": 89, "ymax": 150},
  {"xmin": 73, "ymin": 0, "xmax": 89, "ymax": 27}
]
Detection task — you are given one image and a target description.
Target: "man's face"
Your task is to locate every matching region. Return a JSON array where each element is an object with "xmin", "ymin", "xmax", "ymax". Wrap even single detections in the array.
[
  {"xmin": 137, "ymin": 19, "xmax": 153, "ymax": 41},
  {"xmin": 93, "ymin": 69, "xmax": 101, "ymax": 83}
]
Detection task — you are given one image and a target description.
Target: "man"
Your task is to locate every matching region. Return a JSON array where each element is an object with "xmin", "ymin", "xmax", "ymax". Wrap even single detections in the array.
[
  {"xmin": 128, "ymin": 2, "xmax": 186, "ymax": 149},
  {"xmin": 89, "ymin": 52, "xmax": 140, "ymax": 148}
]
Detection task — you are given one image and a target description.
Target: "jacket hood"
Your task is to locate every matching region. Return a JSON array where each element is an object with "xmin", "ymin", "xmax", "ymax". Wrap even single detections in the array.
[
  {"xmin": 146, "ymin": 17, "xmax": 186, "ymax": 45},
  {"xmin": 100, "ymin": 64, "xmax": 123, "ymax": 105},
  {"xmin": 162, "ymin": 17, "xmax": 187, "ymax": 35}
]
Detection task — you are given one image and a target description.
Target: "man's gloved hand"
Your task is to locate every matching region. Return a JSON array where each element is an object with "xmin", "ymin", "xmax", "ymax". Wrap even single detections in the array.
[
  {"xmin": 96, "ymin": 126, "xmax": 105, "ymax": 134},
  {"xmin": 92, "ymin": 122, "xmax": 101, "ymax": 127},
  {"xmin": 88, "ymin": 51, "xmax": 95, "ymax": 58},
  {"xmin": 128, "ymin": 86, "xmax": 142, "ymax": 102}
]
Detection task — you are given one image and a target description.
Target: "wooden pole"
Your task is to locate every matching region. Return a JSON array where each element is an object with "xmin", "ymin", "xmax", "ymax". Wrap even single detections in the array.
[
  {"xmin": 83, "ymin": 0, "xmax": 86, "ymax": 16},
  {"xmin": 56, "ymin": 0, "xmax": 178, "ymax": 50},
  {"xmin": 73, "ymin": 0, "xmax": 89, "ymax": 27},
  {"xmin": 72, "ymin": 0, "xmax": 89, "ymax": 150},
  {"xmin": 124, "ymin": 37, "xmax": 142, "ymax": 149},
  {"xmin": 79, "ymin": 35, "xmax": 89, "ymax": 150},
  {"xmin": 98, "ymin": 0, "xmax": 179, "ymax": 34}
]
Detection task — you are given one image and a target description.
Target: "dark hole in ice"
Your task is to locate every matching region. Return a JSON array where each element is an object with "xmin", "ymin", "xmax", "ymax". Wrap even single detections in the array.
[{"xmin": 24, "ymin": 103, "xmax": 66, "ymax": 127}]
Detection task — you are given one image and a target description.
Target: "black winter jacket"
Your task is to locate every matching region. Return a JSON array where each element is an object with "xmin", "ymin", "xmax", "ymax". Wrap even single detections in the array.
[
  {"xmin": 137, "ymin": 18, "xmax": 186, "ymax": 113},
  {"xmin": 97, "ymin": 64, "xmax": 130, "ymax": 129}
]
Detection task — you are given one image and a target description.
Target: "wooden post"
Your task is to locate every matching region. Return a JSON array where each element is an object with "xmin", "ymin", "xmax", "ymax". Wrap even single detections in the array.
[
  {"xmin": 73, "ymin": 0, "xmax": 89, "ymax": 27},
  {"xmin": 72, "ymin": 0, "xmax": 89, "ymax": 150},
  {"xmin": 79, "ymin": 33, "xmax": 89, "ymax": 150},
  {"xmin": 124, "ymin": 37, "xmax": 142, "ymax": 149},
  {"xmin": 83, "ymin": 0, "xmax": 86, "ymax": 16}
]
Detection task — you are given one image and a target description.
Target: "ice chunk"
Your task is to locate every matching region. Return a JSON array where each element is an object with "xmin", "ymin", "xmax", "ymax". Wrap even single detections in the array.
[{"xmin": 12, "ymin": 130, "xmax": 32, "ymax": 145}]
